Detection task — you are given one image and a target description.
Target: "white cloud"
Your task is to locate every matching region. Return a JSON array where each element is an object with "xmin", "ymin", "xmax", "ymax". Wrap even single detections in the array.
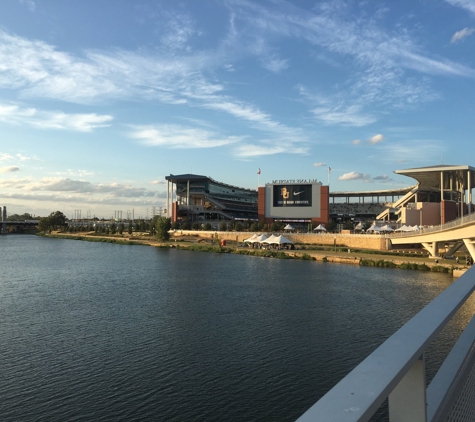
[
  {"xmin": 378, "ymin": 140, "xmax": 444, "ymax": 164},
  {"xmin": 0, "ymin": 166, "xmax": 20, "ymax": 173},
  {"xmin": 352, "ymin": 139, "xmax": 361, "ymax": 145},
  {"xmin": 159, "ymin": 12, "xmax": 199, "ymax": 51},
  {"xmin": 232, "ymin": 0, "xmax": 475, "ymax": 115},
  {"xmin": 369, "ymin": 134, "xmax": 384, "ymax": 145},
  {"xmin": 314, "ymin": 162, "xmax": 326, "ymax": 167},
  {"xmin": 0, "ymin": 153, "xmax": 14, "ymax": 161},
  {"xmin": 0, "ymin": 102, "xmax": 113, "ymax": 131},
  {"xmin": 451, "ymin": 27, "xmax": 475, "ymax": 43},
  {"xmin": 233, "ymin": 142, "xmax": 308, "ymax": 158},
  {"xmin": 338, "ymin": 172, "xmax": 371, "ymax": 181},
  {"xmin": 311, "ymin": 105, "xmax": 376, "ymax": 126},
  {"xmin": 150, "ymin": 180, "xmax": 166, "ymax": 185},
  {"xmin": 373, "ymin": 175, "xmax": 393, "ymax": 183},
  {"xmin": 445, "ymin": 0, "xmax": 475, "ymax": 15},
  {"xmin": 0, "ymin": 176, "xmax": 160, "ymax": 198},
  {"xmin": 19, "ymin": 0, "xmax": 36, "ymax": 12},
  {"xmin": 262, "ymin": 56, "xmax": 288, "ymax": 73},
  {"xmin": 130, "ymin": 124, "xmax": 242, "ymax": 148}
]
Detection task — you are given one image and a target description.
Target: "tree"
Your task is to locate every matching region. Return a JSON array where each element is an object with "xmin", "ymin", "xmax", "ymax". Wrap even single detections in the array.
[
  {"xmin": 7, "ymin": 213, "xmax": 33, "ymax": 221},
  {"xmin": 37, "ymin": 211, "xmax": 67, "ymax": 232},
  {"xmin": 203, "ymin": 222, "xmax": 212, "ymax": 231},
  {"xmin": 343, "ymin": 219, "xmax": 354, "ymax": 230},
  {"xmin": 326, "ymin": 219, "xmax": 337, "ymax": 232},
  {"xmin": 249, "ymin": 222, "xmax": 259, "ymax": 232},
  {"xmin": 235, "ymin": 222, "xmax": 244, "ymax": 232},
  {"xmin": 128, "ymin": 223, "xmax": 133, "ymax": 235},
  {"xmin": 219, "ymin": 221, "xmax": 228, "ymax": 231},
  {"xmin": 192, "ymin": 222, "xmax": 200, "ymax": 230},
  {"xmin": 155, "ymin": 217, "xmax": 171, "ymax": 241}
]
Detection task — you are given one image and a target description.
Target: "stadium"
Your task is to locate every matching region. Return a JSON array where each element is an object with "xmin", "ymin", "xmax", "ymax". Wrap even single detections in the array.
[{"xmin": 165, "ymin": 165, "xmax": 475, "ymax": 229}]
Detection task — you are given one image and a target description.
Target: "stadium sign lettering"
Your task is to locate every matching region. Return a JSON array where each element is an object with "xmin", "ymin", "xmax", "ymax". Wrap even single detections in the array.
[{"xmin": 272, "ymin": 179, "xmax": 318, "ymax": 184}]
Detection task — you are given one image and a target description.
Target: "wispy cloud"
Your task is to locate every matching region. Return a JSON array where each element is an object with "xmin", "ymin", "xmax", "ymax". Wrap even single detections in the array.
[
  {"xmin": 233, "ymin": 142, "xmax": 308, "ymax": 158},
  {"xmin": 0, "ymin": 102, "xmax": 112, "ymax": 131},
  {"xmin": 130, "ymin": 124, "xmax": 242, "ymax": 148},
  {"xmin": 0, "ymin": 176, "xmax": 159, "ymax": 198},
  {"xmin": 232, "ymin": 0, "xmax": 475, "ymax": 121},
  {"xmin": 19, "ymin": 0, "xmax": 36, "ymax": 12},
  {"xmin": 311, "ymin": 104, "xmax": 376, "ymax": 127},
  {"xmin": 445, "ymin": 0, "xmax": 475, "ymax": 15},
  {"xmin": 378, "ymin": 140, "xmax": 445, "ymax": 164},
  {"xmin": 451, "ymin": 27, "xmax": 475, "ymax": 43},
  {"xmin": 313, "ymin": 162, "xmax": 326, "ymax": 167},
  {"xmin": 0, "ymin": 166, "xmax": 20, "ymax": 173},
  {"xmin": 159, "ymin": 12, "xmax": 200, "ymax": 52}
]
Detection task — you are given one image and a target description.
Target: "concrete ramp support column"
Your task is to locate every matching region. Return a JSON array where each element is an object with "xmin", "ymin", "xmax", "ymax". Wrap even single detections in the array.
[
  {"xmin": 422, "ymin": 241, "xmax": 439, "ymax": 258},
  {"xmin": 462, "ymin": 238, "xmax": 475, "ymax": 260},
  {"xmin": 445, "ymin": 241, "xmax": 464, "ymax": 259}
]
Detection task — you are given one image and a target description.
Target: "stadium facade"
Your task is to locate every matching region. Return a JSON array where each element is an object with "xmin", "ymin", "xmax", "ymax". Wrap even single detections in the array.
[{"xmin": 165, "ymin": 165, "xmax": 475, "ymax": 228}]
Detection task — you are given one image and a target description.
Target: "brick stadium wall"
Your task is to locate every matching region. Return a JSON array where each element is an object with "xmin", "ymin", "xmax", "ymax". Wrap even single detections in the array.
[{"xmin": 171, "ymin": 230, "xmax": 389, "ymax": 251}]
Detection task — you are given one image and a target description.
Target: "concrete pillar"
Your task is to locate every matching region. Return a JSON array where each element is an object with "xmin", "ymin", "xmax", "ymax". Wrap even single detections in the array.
[
  {"xmin": 166, "ymin": 180, "xmax": 169, "ymax": 218},
  {"xmin": 441, "ymin": 171, "xmax": 444, "ymax": 224},
  {"xmin": 1, "ymin": 206, "xmax": 6, "ymax": 234},
  {"xmin": 468, "ymin": 170, "xmax": 472, "ymax": 215}
]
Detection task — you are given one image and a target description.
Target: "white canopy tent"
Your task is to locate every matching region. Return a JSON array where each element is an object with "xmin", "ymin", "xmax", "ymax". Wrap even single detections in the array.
[
  {"xmin": 244, "ymin": 233, "xmax": 268, "ymax": 243},
  {"xmin": 284, "ymin": 224, "xmax": 294, "ymax": 231},
  {"xmin": 313, "ymin": 224, "xmax": 327, "ymax": 232},
  {"xmin": 366, "ymin": 224, "xmax": 382, "ymax": 233},
  {"xmin": 262, "ymin": 234, "xmax": 294, "ymax": 245}
]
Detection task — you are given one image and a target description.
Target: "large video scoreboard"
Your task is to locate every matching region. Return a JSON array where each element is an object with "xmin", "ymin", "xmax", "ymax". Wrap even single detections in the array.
[{"xmin": 265, "ymin": 180, "xmax": 322, "ymax": 219}]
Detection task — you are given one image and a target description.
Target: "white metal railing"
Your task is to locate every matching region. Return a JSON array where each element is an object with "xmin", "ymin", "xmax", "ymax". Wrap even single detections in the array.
[
  {"xmin": 296, "ymin": 266, "xmax": 475, "ymax": 422},
  {"xmin": 389, "ymin": 212, "xmax": 475, "ymax": 238}
]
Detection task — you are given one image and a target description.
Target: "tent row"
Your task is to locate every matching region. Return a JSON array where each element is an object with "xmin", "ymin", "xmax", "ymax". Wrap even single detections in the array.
[
  {"xmin": 244, "ymin": 233, "xmax": 294, "ymax": 245},
  {"xmin": 283, "ymin": 224, "xmax": 327, "ymax": 232},
  {"xmin": 365, "ymin": 224, "xmax": 421, "ymax": 233}
]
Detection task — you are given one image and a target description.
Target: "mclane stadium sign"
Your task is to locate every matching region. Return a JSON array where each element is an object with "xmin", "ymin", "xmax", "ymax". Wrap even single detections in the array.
[{"xmin": 272, "ymin": 179, "xmax": 318, "ymax": 184}]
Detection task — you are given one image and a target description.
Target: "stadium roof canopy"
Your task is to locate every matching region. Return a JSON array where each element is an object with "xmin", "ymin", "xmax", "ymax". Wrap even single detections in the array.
[
  {"xmin": 394, "ymin": 165, "xmax": 475, "ymax": 191},
  {"xmin": 165, "ymin": 174, "xmax": 256, "ymax": 193}
]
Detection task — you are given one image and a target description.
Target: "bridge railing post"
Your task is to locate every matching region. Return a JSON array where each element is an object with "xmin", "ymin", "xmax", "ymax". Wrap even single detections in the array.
[{"xmin": 388, "ymin": 354, "xmax": 427, "ymax": 422}]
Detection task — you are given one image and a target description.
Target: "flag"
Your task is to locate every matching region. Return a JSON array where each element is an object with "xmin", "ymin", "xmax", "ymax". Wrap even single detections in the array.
[
  {"xmin": 257, "ymin": 168, "xmax": 261, "ymax": 175},
  {"xmin": 328, "ymin": 166, "xmax": 331, "ymax": 173}
]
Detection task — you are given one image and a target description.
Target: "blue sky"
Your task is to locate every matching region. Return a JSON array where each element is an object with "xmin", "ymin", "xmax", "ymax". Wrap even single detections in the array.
[{"xmin": 1, "ymin": 0, "xmax": 475, "ymax": 218}]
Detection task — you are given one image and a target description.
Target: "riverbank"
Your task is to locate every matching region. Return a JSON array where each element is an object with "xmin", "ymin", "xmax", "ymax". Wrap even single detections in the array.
[{"xmin": 38, "ymin": 230, "xmax": 468, "ymax": 275}]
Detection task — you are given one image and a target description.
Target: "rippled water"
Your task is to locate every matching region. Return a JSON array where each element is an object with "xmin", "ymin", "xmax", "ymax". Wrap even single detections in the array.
[{"xmin": 1, "ymin": 235, "xmax": 472, "ymax": 421}]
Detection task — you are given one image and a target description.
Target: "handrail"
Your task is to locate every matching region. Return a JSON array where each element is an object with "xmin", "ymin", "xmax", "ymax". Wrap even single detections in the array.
[
  {"xmin": 389, "ymin": 212, "xmax": 475, "ymax": 238},
  {"xmin": 296, "ymin": 267, "xmax": 475, "ymax": 422}
]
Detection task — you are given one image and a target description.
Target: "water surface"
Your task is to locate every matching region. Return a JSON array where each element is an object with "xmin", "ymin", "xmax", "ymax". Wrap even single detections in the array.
[{"xmin": 0, "ymin": 235, "xmax": 471, "ymax": 421}]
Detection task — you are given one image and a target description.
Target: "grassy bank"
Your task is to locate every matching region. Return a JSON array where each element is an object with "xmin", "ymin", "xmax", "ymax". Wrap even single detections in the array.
[{"xmin": 39, "ymin": 231, "xmax": 457, "ymax": 273}]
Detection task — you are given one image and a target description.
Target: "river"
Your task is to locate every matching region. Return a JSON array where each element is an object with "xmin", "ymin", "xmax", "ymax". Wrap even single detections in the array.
[{"xmin": 1, "ymin": 235, "xmax": 473, "ymax": 421}]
